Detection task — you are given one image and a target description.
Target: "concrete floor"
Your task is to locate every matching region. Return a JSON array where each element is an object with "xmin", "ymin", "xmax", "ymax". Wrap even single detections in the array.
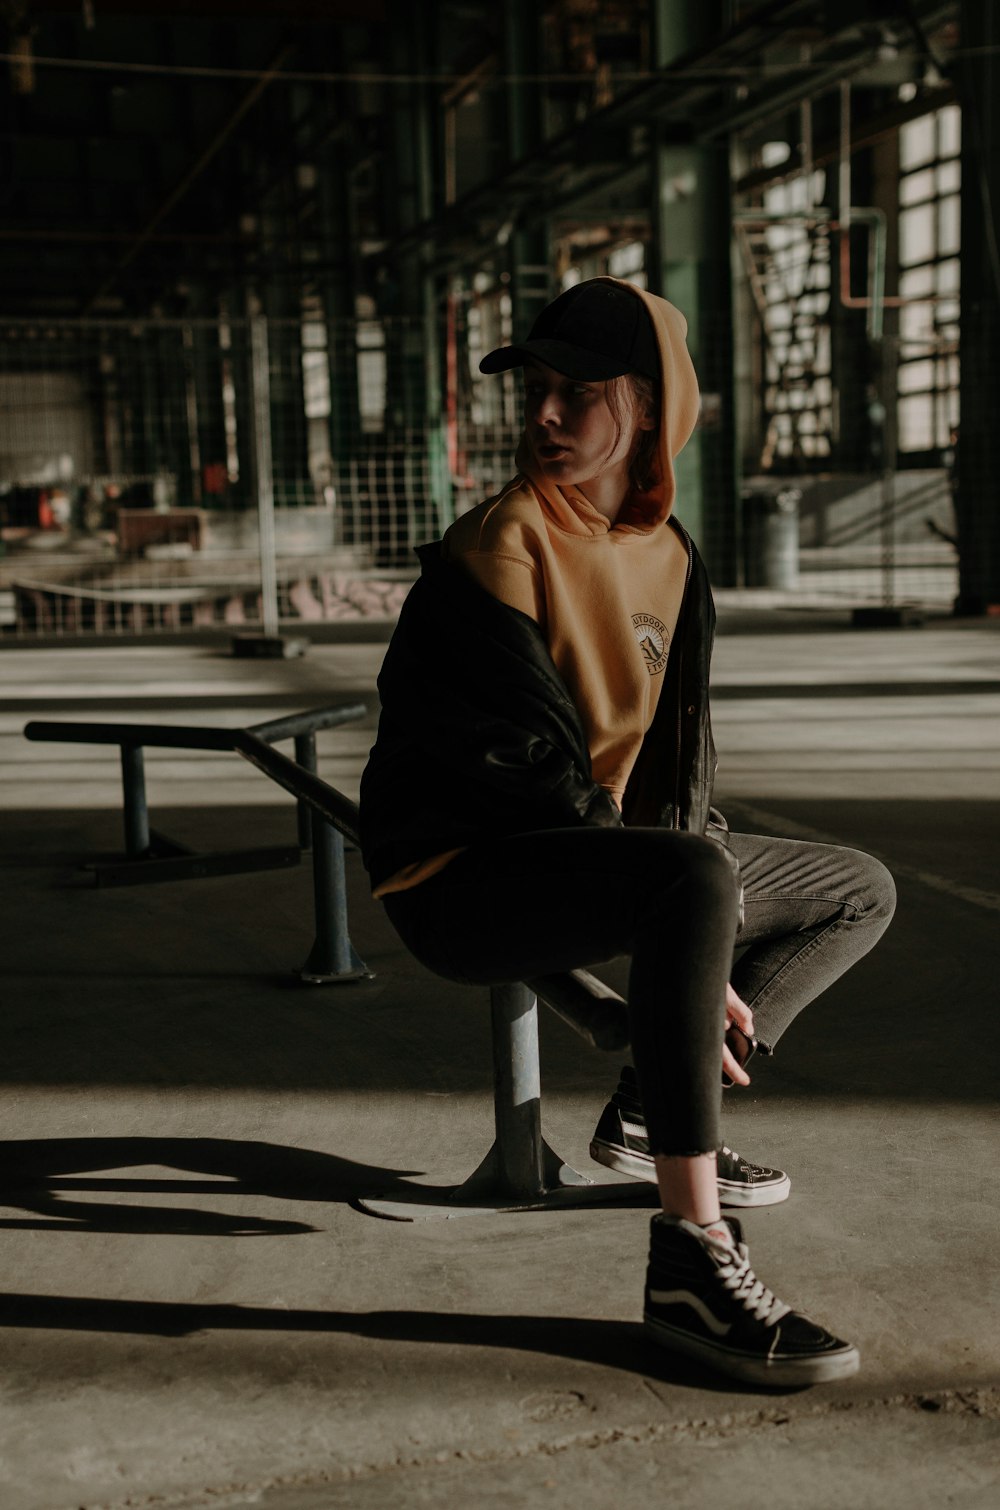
[{"xmin": 1, "ymin": 609, "xmax": 999, "ymax": 1509}]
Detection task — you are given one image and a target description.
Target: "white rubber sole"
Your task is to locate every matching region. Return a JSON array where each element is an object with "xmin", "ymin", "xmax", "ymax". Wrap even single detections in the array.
[
  {"xmin": 590, "ymin": 1138, "xmax": 792, "ymax": 1208},
  {"xmin": 644, "ymin": 1312, "xmax": 861, "ymax": 1386}
]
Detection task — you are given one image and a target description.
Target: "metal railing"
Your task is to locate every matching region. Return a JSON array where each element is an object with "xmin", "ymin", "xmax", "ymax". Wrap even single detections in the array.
[
  {"xmin": 25, "ymin": 702, "xmax": 636, "ymax": 1218},
  {"xmin": 24, "ymin": 702, "xmax": 369, "ymax": 983}
]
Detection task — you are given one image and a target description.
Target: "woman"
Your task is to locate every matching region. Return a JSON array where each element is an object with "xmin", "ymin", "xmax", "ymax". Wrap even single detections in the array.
[{"xmin": 360, "ymin": 277, "xmax": 895, "ymax": 1386}]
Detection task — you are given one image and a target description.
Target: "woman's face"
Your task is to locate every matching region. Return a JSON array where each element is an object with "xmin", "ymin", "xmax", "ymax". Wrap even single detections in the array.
[{"xmin": 521, "ymin": 360, "xmax": 650, "ymax": 493}]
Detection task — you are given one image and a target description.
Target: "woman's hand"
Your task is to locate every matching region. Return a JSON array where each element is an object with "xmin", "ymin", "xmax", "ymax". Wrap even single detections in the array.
[{"xmin": 722, "ymin": 983, "xmax": 754, "ymax": 1087}]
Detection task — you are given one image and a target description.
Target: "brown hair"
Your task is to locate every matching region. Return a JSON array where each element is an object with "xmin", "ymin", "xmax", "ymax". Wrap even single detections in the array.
[{"xmin": 605, "ymin": 372, "xmax": 661, "ymax": 492}]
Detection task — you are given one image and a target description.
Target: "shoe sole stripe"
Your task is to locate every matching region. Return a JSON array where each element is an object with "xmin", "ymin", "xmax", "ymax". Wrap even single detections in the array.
[
  {"xmin": 643, "ymin": 1313, "xmax": 861, "ymax": 1386},
  {"xmin": 589, "ymin": 1140, "xmax": 791, "ymax": 1208}
]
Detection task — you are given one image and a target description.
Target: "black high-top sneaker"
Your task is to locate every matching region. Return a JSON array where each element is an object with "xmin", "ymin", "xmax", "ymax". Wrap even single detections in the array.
[
  {"xmin": 590, "ymin": 1066, "xmax": 791, "ymax": 1207},
  {"xmin": 644, "ymin": 1214, "xmax": 860, "ymax": 1386}
]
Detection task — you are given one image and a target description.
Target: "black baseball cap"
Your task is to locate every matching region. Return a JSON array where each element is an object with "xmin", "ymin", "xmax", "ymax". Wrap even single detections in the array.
[{"xmin": 479, "ymin": 279, "xmax": 659, "ymax": 382}]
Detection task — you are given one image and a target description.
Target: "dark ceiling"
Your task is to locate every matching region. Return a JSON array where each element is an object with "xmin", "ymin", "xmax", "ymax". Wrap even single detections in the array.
[{"xmin": 0, "ymin": 1, "xmax": 960, "ymax": 317}]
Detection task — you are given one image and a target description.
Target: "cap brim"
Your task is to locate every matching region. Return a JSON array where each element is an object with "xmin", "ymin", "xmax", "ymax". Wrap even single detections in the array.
[{"xmin": 479, "ymin": 339, "xmax": 631, "ymax": 381}]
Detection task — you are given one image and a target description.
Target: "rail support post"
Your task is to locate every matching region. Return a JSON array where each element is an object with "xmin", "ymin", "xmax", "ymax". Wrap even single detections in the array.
[
  {"xmin": 293, "ymin": 731, "xmax": 316, "ymax": 851},
  {"xmin": 120, "ymin": 744, "xmax": 151, "ymax": 857},
  {"xmin": 357, "ymin": 982, "xmax": 642, "ymax": 1221},
  {"xmin": 299, "ymin": 817, "xmax": 370, "ymax": 983}
]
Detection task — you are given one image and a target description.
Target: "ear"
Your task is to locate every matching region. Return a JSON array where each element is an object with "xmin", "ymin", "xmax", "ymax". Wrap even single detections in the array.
[{"xmin": 635, "ymin": 408, "xmax": 656, "ymax": 432}]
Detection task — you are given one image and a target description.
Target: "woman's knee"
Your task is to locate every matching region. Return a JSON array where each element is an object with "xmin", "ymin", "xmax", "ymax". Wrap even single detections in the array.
[
  {"xmin": 659, "ymin": 833, "xmax": 742, "ymax": 917},
  {"xmin": 848, "ymin": 848, "xmax": 897, "ymax": 925}
]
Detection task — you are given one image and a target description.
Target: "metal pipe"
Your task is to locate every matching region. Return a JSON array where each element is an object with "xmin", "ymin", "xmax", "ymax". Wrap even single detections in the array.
[
  {"xmin": 248, "ymin": 702, "xmax": 367, "ymax": 743},
  {"xmin": 836, "ymin": 205, "xmax": 914, "ymax": 336},
  {"xmin": 249, "ymin": 314, "xmax": 280, "ymax": 638},
  {"xmin": 294, "ymin": 731, "xmax": 316, "ymax": 851},
  {"xmin": 836, "ymin": 78, "xmax": 927, "ymax": 338},
  {"xmin": 299, "ymin": 819, "xmax": 361, "ymax": 981},
  {"xmin": 840, "ymin": 79, "xmax": 853, "ymax": 234},
  {"xmin": 25, "ymin": 720, "xmax": 236, "ymax": 751},
  {"xmin": 489, "ymin": 982, "xmax": 546, "ymax": 1198},
  {"xmin": 702, "ymin": 49, "xmax": 880, "ymax": 143},
  {"xmin": 26, "ymin": 709, "xmax": 366, "ymax": 750},
  {"xmin": 800, "ymin": 46, "xmax": 813, "ymax": 210},
  {"xmin": 24, "ymin": 720, "xmax": 366, "ymax": 846},
  {"xmin": 234, "ymin": 733, "xmax": 361, "ymax": 846},
  {"xmin": 120, "ymin": 745, "xmax": 150, "ymax": 857}
]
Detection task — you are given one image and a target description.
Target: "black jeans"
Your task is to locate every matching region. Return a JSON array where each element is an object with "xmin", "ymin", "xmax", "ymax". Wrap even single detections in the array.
[{"xmin": 382, "ymin": 828, "xmax": 896, "ymax": 1159}]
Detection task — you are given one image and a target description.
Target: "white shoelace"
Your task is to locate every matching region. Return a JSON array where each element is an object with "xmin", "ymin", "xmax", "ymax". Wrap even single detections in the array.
[{"xmin": 715, "ymin": 1242, "xmax": 791, "ymax": 1326}]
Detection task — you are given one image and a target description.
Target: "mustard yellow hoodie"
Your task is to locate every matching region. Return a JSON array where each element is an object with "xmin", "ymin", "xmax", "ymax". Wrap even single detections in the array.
[
  {"xmin": 444, "ymin": 277, "xmax": 701, "ymax": 809},
  {"xmin": 372, "ymin": 278, "xmax": 700, "ymax": 898}
]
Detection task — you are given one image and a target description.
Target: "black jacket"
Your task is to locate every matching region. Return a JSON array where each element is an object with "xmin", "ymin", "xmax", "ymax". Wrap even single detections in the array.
[{"xmin": 359, "ymin": 525, "xmax": 719, "ymax": 891}]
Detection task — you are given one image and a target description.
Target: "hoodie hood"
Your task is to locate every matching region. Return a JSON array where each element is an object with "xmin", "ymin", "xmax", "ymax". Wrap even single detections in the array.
[{"xmin": 515, "ymin": 276, "xmax": 701, "ymax": 534}]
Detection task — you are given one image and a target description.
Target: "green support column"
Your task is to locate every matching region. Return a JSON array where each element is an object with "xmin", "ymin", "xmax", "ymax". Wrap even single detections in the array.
[
  {"xmin": 317, "ymin": 130, "xmax": 361, "ymax": 485},
  {"xmin": 383, "ymin": 1, "xmax": 429, "ymax": 418},
  {"xmin": 956, "ymin": 0, "xmax": 1000, "ymax": 614},
  {"xmin": 379, "ymin": 3, "xmax": 450, "ymax": 551},
  {"xmin": 506, "ymin": 0, "xmax": 552, "ymax": 334},
  {"xmin": 827, "ymin": 92, "xmax": 880, "ymax": 474},
  {"xmin": 648, "ymin": 1, "xmax": 738, "ymax": 583},
  {"xmin": 256, "ymin": 91, "xmax": 311, "ymax": 511},
  {"xmin": 413, "ymin": 13, "xmax": 450, "ymax": 538}
]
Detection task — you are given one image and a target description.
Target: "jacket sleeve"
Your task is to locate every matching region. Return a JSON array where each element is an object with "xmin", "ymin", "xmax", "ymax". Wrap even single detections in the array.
[{"xmin": 359, "ymin": 560, "xmax": 621, "ymax": 885}]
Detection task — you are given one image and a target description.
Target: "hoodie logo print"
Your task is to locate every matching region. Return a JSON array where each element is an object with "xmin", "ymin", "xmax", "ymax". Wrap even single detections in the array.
[{"xmin": 632, "ymin": 612, "xmax": 668, "ymax": 675}]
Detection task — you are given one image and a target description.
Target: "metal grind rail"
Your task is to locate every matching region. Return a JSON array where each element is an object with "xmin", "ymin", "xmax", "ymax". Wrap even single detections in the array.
[
  {"xmin": 235, "ymin": 734, "xmax": 638, "ymax": 1219},
  {"xmin": 25, "ymin": 707, "xmax": 640, "ymax": 1219},
  {"xmin": 23, "ymin": 702, "xmax": 369, "ymax": 983}
]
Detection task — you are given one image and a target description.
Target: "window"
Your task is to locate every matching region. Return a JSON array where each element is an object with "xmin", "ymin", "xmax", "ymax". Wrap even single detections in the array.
[
  {"xmin": 896, "ymin": 105, "xmax": 961, "ymax": 456},
  {"xmin": 748, "ymin": 166, "xmax": 832, "ymax": 464}
]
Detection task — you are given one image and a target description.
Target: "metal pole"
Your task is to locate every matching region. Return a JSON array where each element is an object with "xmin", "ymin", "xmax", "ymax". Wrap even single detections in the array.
[
  {"xmin": 293, "ymin": 731, "xmax": 316, "ymax": 851},
  {"xmin": 299, "ymin": 818, "xmax": 369, "ymax": 983},
  {"xmin": 956, "ymin": 0, "xmax": 1000, "ymax": 613},
  {"xmin": 839, "ymin": 78, "xmax": 852, "ymax": 236},
  {"xmin": 880, "ymin": 337, "xmax": 896, "ymax": 612},
  {"xmin": 250, "ymin": 313, "xmax": 280, "ymax": 637},
  {"xmin": 357, "ymin": 979, "xmax": 637, "ymax": 1218},
  {"xmin": 120, "ymin": 744, "xmax": 150, "ymax": 857},
  {"xmin": 489, "ymin": 982, "xmax": 546, "ymax": 1198}
]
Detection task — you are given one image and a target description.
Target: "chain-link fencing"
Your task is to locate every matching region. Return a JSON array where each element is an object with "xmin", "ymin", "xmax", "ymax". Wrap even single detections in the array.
[
  {"xmin": 0, "ymin": 297, "xmax": 966, "ymax": 638},
  {"xmin": 0, "ymin": 314, "xmax": 449, "ymax": 638}
]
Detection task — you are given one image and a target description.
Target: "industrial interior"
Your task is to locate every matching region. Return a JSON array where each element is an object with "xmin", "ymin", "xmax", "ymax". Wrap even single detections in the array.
[
  {"xmin": 1, "ymin": 0, "xmax": 995, "ymax": 637},
  {"xmin": 2, "ymin": 7, "xmax": 1000, "ymax": 1507}
]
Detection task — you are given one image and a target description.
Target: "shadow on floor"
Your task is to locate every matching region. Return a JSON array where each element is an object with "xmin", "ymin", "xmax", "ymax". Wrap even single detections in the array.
[
  {"xmin": 3, "ymin": 803, "xmax": 999, "ymax": 1101},
  {"xmin": 0, "ymin": 1136, "xmax": 420, "ymax": 1235},
  {"xmin": 0, "ymin": 1292, "xmax": 799, "ymax": 1396}
]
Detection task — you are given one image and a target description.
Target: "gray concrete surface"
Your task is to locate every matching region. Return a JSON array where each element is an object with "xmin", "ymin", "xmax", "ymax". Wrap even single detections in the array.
[{"xmin": 1, "ymin": 610, "xmax": 998, "ymax": 1510}]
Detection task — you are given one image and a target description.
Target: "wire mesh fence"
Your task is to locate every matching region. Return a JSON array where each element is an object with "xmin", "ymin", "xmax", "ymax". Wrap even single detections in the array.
[
  {"xmin": 0, "ymin": 314, "xmax": 448, "ymax": 638},
  {"xmin": 0, "ymin": 304, "xmax": 964, "ymax": 639}
]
